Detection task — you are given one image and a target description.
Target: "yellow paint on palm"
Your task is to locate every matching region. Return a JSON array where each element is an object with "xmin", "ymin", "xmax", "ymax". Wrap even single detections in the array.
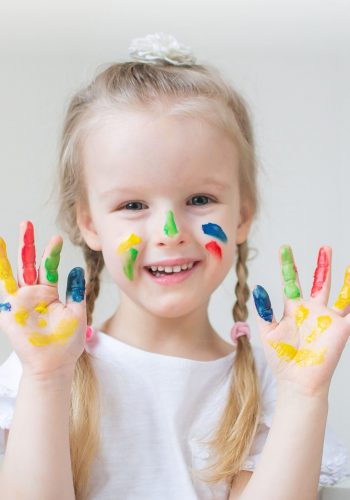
[
  {"xmin": 306, "ymin": 315, "xmax": 332, "ymax": 343},
  {"xmin": 117, "ymin": 234, "xmax": 142, "ymax": 255},
  {"xmin": 37, "ymin": 318, "xmax": 47, "ymax": 328},
  {"xmin": 27, "ymin": 317, "xmax": 78, "ymax": 346},
  {"xmin": 0, "ymin": 237, "xmax": 17, "ymax": 295},
  {"xmin": 15, "ymin": 308, "xmax": 29, "ymax": 326},
  {"xmin": 269, "ymin": 340, "xmax": 327, "ymax": 366},
  {"xmin": 294, "ymin": 304, "xmax": 309, "ymax": 327},
  {"xmin": 334, "ymin": 266, "xmax": 350, "ymax": 310},
  {"xmin": 34, "ymin": 302, "xmax": 49, "ymax": 314}
]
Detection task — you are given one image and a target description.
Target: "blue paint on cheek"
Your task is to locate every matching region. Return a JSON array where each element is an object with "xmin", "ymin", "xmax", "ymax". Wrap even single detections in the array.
[
  {"xmin": 201, "ymin": 223, "xmax": 228, "ymax": 243},
  {"xmin": 66, "ymin": 267, "xmax": 85, "ymax": 303},
  {"xmin": 0, "ymin": 302, "xmax": 11, "ymax": 312},
  {"xmin": 252, "ymin": 285, "xmax": 273, "ymax": 322}
]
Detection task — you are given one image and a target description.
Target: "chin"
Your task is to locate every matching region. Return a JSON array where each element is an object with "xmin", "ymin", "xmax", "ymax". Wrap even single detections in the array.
[{"xmin": 141, "ymin": 296, "xmax": 202, "ymax": 319}]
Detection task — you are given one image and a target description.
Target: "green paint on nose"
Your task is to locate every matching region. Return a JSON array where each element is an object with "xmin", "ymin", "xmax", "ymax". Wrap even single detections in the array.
[
  {"xmin": 281, "ymin": 246, "xmax": 301, "ymax": 299},
  {"xmin": 123, "ymin": 247, "xmax": 139, "ymax": 281},
  {"xmin": 45, "ymin": 240, "xmax": 63, "ymax": 283},
  {"xmin": 163, "ymin": 210, "xmax": 178, "ymax": 237}
]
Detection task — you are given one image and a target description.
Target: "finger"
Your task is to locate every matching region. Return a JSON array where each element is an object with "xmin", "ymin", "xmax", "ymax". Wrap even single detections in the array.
[
  {"xmin": 0, "ymin": 236, "xmax": 18, "ymax": 299},
  {"xmin": 65, "ymin": 267, "xmax": 88, "ymax": 337},
  {"xmin": 252, "ymin": 284, "xmax": 279, "ymax": 335},
  {"xmin": 18, "ymin": 220, "xmax": 37, "ymax": 286},
  {"xmin": 280, "ymin": 245, "xmax": 302, "ymax": 312},
  {"xmin": 37, "ymin": 235, "xmax": 63, "ymax": 286},
  {"xmin": 332, "ymin": 265, "xmax": 350, "ymax": 317},
  {"xmin": 309, "ymin": 246, "xmax": 332, "ymax": 306}
]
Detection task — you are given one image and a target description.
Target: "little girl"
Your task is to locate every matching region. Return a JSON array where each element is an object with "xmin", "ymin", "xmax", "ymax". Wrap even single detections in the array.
[{"xmin": 0, "ymin": 32, "xmax": 350, "ymax": 500}]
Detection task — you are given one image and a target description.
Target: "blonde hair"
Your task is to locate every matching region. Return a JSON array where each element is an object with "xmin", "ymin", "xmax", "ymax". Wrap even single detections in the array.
[{"xmin": 53, "ymin": 60, "xmax": 262, "ymax": 498}]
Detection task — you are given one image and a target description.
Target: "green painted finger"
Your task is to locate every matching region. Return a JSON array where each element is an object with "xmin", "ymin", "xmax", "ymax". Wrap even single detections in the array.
[
  {"xmin": 44, "ymin": 239, "xmax": 63, "ymax": 283},
  {"xmin": 281, "ymin": 245, "xmax": 301, "ymax": 299}
]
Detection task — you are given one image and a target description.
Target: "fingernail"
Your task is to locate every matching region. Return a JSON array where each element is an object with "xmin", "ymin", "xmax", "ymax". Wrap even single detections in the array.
[{"xmin": 253, "ymin": 285, "xmax": 273, "ymax": 322}]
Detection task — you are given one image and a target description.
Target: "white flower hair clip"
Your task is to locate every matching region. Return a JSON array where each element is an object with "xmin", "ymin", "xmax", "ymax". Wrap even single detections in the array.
[{"xmin": 128, "ymin": 32, "xmax": 197, "ymax": 66}]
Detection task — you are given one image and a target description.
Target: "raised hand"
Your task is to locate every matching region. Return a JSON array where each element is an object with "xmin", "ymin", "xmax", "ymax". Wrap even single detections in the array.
[
  {"xmin": 0, "ymin": 220, "xmax": 87, "ymax": 377},
  {"xmin": 253, "ymin": 245, "xmax": 350, "ymax": 396}
]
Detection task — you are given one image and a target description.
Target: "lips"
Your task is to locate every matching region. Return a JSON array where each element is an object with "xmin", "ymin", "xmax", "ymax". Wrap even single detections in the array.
[{"xmin": 144, "ymin": 258, "xmax": 199, "ymax": 268}]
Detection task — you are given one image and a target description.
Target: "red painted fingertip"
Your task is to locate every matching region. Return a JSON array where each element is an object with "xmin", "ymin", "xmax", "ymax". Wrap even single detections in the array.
[{"xmin": 311, "ymin": 246, "xmax": 329, "ymax": 297}]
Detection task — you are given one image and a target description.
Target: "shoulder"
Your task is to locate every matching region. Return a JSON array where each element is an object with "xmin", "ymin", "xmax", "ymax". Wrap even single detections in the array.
[{"xmin": 0, "ymin": 350, "xmax": 22, "ymax": 395}]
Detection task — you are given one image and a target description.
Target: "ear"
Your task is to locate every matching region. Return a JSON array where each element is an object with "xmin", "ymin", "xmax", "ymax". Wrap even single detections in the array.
[
  {"xmin": 76, "ymin": 201, "xmax": 103, "ymax": 251},
  {"xmin": 236, "ymin": 204, "xmax": 254, "ymax": 245}
]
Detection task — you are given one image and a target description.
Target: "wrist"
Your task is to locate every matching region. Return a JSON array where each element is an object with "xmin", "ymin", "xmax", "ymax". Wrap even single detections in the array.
[
  {"xmin": 22, "ymin": 364, "xmax": 76, "ymax": 387},
  {"xmin": 277, "ymin": 380, "xmax": 329, "ymax": 406}
]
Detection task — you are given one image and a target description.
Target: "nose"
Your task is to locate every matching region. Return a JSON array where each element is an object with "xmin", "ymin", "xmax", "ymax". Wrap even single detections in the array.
[{"xmin": 154, "ymin": 209, "xmax": 188, "ymax": 247}]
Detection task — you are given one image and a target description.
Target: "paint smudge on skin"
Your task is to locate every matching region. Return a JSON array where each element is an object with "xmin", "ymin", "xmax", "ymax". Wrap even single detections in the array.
[
  {"xmin": 27, "ymin": 317, "xmax": 78, "ymax": 346},
  {"xmin": 268, "ymin": 340, "xmax": 327, "ymax": 366},
  {"xmin": 202, "ymin": 223, "xmax": 227, "ymax": 243},
  {"xmin": 45, "ymin": 240, "xmax": 63, "ymax": 283},
  {"xmin": 15, "ymin": 307, "xmax": 29, "ymax": 326},
  {"xmin": 37, "ymin": 318, "xmax": 47, "ymax": 328},
  {"xmin": 295, "ymin": 304, "xmax": 309, "ymax": 327},
  {"xmin": 34, "ymin": 302, "xmax": 48, "ymax": 314},
  {"xmin": 163, "ymin": 210, "xmax": 178, "ymax": 237},
  {"xmin": 0, "ymin": 237, "xmax": 17, "ymax": 295},
  {"xmin": 311, "ymin": 247, "xmax": 329, "ymax": 297},
  {"xmin": 0, "ymin": 302, "xmax": 11, "ymax": 312},
  {"xmin": 253, "ymin": 285, "xmax": 273, "ymax": 322},
  {"xmin": 205, "ymin": 241, "xmax": 222, "ymax": 259},
  {"xmin": 281, "ymin": 246, "xmax": 301, "ymax": 299},
  {"xmin": 305, "ymin": 315, "xmax": 332, "ymax": 343},
  {"xmin": 66, "ymin": 267, "xmax": 85, "ymax": 303},
  {"xmin": 334, "ymin": 266, "xmax": 350, "ymax": 310},
  {"xmin": 123, "ymin": 248, "xmax": 138, "ymax": 280},
  {"xmin": 117, "ymin": 233, "xmax": 142, "ymax": 254},
  {"xmin": 22, "ymin": 221, "xmax": 37, "ymax": 285}
]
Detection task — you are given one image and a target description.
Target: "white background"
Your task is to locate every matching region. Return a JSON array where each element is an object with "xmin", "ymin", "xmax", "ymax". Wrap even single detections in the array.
[{"xmin": 0, "ymin": 0, "xmax": 349, "ymax": 477}]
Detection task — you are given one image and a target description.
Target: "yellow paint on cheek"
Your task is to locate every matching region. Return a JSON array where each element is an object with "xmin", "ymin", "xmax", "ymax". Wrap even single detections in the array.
[
  {"xmin": 117, "ymin": 233, "xmax": 142, "ymax": 255},
  {"xmin": 269, "ymin": 340, "xmax": 327, "ymax": 366},
  {"xmin": 34, "ymin": 302, "xmax": 49, "ymax": 314},
  {"xmin": 37, "ymin": 318, "xmax": 47, "ymax": 328},
  {"xmin": 0, "ymin": 238, "xmax": 17, "ymax": 295},
  {"xmin": 305, "ymin": 315, "xmax": 332, "ymax": 343},
  {"xmin": 15, "ymin": 308, "xmax": 29, "ymax": 326},
  {"xmin": 334, "ymin": 267, "xmax": 350, "ymax": 310},
  {"xmin": 27, "ymin": 318, "xmax": 78, "ymax": 346},
  {"xmin": 294, "ymin": 304, "xmax": 309, "ymax": 327}
]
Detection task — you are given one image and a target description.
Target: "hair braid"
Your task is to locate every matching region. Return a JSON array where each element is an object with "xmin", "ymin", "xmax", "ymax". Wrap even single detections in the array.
[
  {"xmin": 233, "ymin": 241, "xmax": 250, "ymax": 322},
  {"xmin": 82, "ymin": 243, "xmax": 105, "ymax": 325}
]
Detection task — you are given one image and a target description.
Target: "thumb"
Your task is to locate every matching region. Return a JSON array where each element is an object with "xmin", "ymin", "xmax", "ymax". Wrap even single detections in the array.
[{"xmin": 252, "ymin": 284, "xmax": 279, "ymax": 335}]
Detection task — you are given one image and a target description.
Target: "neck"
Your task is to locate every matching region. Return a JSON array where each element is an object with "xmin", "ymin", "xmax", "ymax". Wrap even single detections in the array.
[{"xmin": 98, "ymin": 292, "xmax": 234, "ymax": 360}]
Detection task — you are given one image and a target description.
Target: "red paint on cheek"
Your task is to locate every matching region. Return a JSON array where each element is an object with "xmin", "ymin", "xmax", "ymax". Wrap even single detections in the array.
[
  {"xmin": 22, "ymin": 222, "xmax": 37, "ymax": 285},
  {"xmin": 311, "ymin": 247, "xmax": 329, "ymax": 297},
  {"xmin": 205, "ymin": 240, "xmax": 222, "ymax": 259}
]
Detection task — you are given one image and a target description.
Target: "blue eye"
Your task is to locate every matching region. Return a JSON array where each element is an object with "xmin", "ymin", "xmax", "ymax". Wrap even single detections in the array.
[
  {"xmin": 121, "ymin": 201, "xmax": 147, "ymax": 211},
  {"xmin": 188, "ymin": 195, "xmax": 214, "ymax": 206}
]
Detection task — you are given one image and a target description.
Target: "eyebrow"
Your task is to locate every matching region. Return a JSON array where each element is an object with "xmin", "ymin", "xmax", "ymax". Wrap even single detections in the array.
[{"xmin": 100, "ymin": 179, "xmax": 228, "ymax": 198}]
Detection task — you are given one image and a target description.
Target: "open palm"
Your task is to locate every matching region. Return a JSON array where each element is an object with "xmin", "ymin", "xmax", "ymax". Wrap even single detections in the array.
[
  {"xmin": 253, "ymin": 245, "xmax": 350, "ymax": 396},
  {"xmin": 0, "ymin": 221, "xmax": 87, "ymax": 377}
]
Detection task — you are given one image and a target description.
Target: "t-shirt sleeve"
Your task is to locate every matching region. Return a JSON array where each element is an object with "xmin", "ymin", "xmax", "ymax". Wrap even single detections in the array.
[
  {"xmin": 240, "ymin": 346, "xmax": 350, "ymax": 487},
  {"xmin": 0, "ymin": 350, "xmax": 22, "ymax": 455}
]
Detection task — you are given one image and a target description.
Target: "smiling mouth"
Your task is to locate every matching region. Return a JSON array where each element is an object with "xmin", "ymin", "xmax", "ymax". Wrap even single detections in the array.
[{"xmin": 145, "ymin": 261, "xmax": 200, "ymax": 277}]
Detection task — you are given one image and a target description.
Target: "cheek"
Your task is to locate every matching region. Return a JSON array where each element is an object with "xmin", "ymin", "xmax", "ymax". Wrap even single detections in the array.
[{"xmin": 102, "ymin": 232, "xmax": 144, "ymax": 282}]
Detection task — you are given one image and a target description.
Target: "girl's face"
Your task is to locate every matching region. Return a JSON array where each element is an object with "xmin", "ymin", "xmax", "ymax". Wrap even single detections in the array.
[{"xmin": 77, "ymin": 110, "xmax": 252, "ymax": 318}]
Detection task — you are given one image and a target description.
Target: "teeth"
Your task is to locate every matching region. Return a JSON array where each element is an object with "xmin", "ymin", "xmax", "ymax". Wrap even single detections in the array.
[{"xmin": 148, "ymin": 262, "xmax": 195, "ymax": 273}]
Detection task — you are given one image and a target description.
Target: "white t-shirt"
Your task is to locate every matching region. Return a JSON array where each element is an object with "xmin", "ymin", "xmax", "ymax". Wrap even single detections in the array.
[{"xmin": 0, "ymin": 327, "xmax": 349, "ymax": 499}]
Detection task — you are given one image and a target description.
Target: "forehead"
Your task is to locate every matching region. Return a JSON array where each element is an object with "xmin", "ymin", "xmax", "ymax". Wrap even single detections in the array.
[{"xmin": 81, "ymin": 110, "xmax": 240, "ymax": 195}]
